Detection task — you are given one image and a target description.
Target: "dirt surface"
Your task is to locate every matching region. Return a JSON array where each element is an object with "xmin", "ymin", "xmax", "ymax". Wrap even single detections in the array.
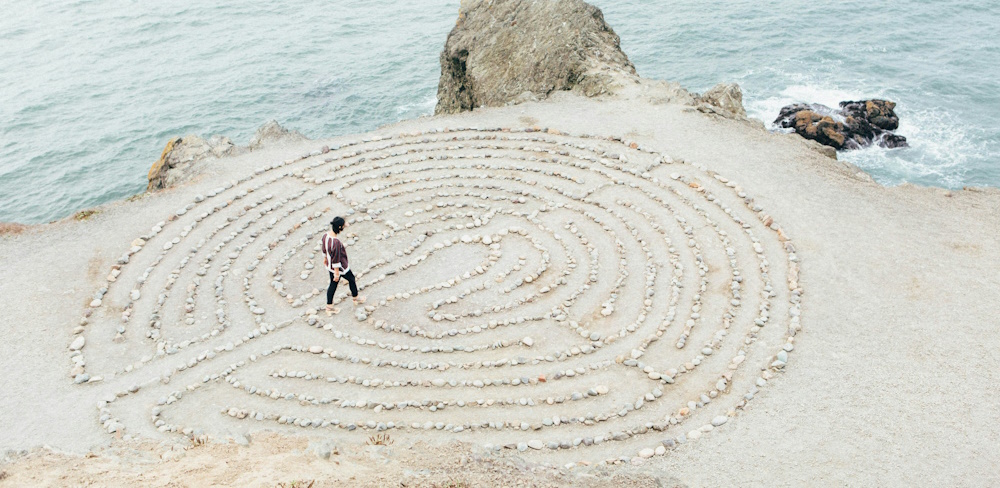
[
  {"xmin": 1, "ymin": 80, "xmax": 999, "ymax": 487},
  {"xmin": 0, "ymin": 434, "xmax": 678, "ymax": 487}
]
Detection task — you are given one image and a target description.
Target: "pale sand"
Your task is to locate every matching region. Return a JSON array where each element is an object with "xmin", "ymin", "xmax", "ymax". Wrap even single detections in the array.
[{"xmin": 1, "ymin": 82, "xmax": 998, "ymax": 487}]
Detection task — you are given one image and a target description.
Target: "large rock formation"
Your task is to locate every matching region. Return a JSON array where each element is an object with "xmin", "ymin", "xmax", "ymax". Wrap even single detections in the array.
[
  {"xmin": 435, "ymin": 0, "xmax": 637, "ymax": 114},
  {"xmin": 147, "ymin": 121, "xmax": 307, "ymax": 191},
  {"xmin": 774, "ymin": 99, "xmax": 907, "ymax": 150}
]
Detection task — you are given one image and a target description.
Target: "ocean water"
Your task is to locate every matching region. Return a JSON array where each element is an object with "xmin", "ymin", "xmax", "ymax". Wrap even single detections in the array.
[{"xmin": 2, "ymin": 0, "xmax": 997, "ymax": 224}]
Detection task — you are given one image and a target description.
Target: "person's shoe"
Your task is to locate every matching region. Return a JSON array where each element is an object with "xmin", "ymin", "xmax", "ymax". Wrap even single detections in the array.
[
  {"xmin": 325, "ymin": 304, "xmax": 340, "ymax": 316},
  {"xmin": 353, "ymin": 296, "xmax": 367, "ymax": 305}
]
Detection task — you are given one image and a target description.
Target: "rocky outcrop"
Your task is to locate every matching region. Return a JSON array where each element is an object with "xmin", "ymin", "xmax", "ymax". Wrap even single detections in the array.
[
  {"xmin": 147, "ymin": 135, "xmax": 240, "ymax": 191},
  {"xmin": 435, "ymin": 0, "xmax": 638, "ymax": 114},
  {"xmin": 696, "ymin": 83, "xmax": 746, "ymax": 118},
  {"xmin": 147, "ymin": 121, "xmax": 307, "ymax": 191},
  {"xmin": 774, "ymin": 99, "xmax": 907, "ymax": 150},
  {"xmin": 249, "ymin": 120, "xmax": 307, "ymax": 151}
]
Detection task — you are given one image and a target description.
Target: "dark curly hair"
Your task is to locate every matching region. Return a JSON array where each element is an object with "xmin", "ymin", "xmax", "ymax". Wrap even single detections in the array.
[{"xmin": 330, "ymin": 216, "xmax": 345, "ymax": 234}]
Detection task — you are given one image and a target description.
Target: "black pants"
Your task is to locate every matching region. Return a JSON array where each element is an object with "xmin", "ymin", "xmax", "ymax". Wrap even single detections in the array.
[{"xmin": 327, "ymin": 270, "xmax": 358, "ymax": 304}]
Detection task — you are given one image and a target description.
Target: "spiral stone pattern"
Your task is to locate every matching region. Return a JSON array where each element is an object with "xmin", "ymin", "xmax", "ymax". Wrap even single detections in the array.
[{"xmin": 72, "ymin": 127, "xmax": 803, "ymax": 465}]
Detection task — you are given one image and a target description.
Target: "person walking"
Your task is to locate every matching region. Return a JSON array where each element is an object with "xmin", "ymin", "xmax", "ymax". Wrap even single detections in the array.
[{"xmin": 322, "ymin": 216, "xmax": 364, "ymax": 314}]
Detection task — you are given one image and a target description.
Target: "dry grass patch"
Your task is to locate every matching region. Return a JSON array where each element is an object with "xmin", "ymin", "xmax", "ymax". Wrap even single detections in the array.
[
  {"xmin": 74, "ymin": 209, "xmax": 99, "ymax": 221},
  {"xmin": 275, "ymin": 481, "xmax": 313, "ymax": 488},
  {"xmin": 0, "ymin": 222, "xmax": 28, "ymax": 236}
]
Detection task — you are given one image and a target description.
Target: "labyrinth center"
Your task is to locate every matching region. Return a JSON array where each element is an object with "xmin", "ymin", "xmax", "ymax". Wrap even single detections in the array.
[{"xmin": 74, "ymin": 128, "xmax": 803, "ymax": 462}]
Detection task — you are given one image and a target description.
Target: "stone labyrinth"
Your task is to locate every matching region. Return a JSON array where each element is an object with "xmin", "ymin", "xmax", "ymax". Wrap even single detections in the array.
[{"xmin": 71, "ymin": 127, "xmax": 803, "ymax": 465}]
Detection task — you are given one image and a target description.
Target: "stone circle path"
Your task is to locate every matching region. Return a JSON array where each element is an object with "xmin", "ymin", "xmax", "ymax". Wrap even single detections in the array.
[{"xmin": 69, "ymin": 127, "xmax": 803, "ymax": 465}]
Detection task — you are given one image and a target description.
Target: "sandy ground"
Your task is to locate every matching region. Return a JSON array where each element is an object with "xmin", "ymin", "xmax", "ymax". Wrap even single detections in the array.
[
  {"xmin": 0, "ymin": 433, "xmax": 676, "ymax": 487},
  {"xmin": 1, "ymin": 80, "xmax": 999, "ymax": 487}
]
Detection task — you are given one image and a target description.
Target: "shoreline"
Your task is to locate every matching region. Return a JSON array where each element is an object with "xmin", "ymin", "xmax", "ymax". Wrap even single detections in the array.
[{"xmin": 1, "ymin": 90, "xmax": 994, "ymax": 230}]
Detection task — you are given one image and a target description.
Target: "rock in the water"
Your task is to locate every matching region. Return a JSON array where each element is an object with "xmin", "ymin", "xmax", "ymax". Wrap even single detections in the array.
[
  {"xmin": 435, "ymin": 0, "xmax": 637, "ymax": 114},
  {"xmin": 774, "ymin": 99, "xmax": 908, "ymax": 150},
  {"xmin": 698, "ymin": 83, "xmax": 746, "ymax": 117}
]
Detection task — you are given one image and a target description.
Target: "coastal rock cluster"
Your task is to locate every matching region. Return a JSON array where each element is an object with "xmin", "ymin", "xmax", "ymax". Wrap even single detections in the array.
[
  {"xmin": 774, "ymin": 99, "xmax": 907, "ymax": 150},
  {"xmin": 435, "ymin": 0, "xmax": 638, "ymax": 114},
  {"xmin": 73, "ymin": 126, "xmax": 803, "ymax": 466},
  {"xmin": 147, "ymin": 121, "xmax": 307, "ymax": 191}
]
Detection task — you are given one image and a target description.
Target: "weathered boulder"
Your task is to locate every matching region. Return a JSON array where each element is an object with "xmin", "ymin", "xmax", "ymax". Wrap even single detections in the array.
[
  {"xmin": 843, "ymin": 99, "xmax": 901, "ymax": 131},
  {"xmin": 249, "ymin": 120, "xmax": 307, "ymax": 151},
  {"xmin": 697, "ymin": 83, "xmax": 746, "ymax": 117},
  {"xmin": 147, "ymin": 121, "xmax": 306, "ymax": 191},
  {"xmin": 147, "ymin": 135, "xmax": 240, "ymax": 191},
  {"xmin": 435, "ymin": 0, "xmax": 637, "ymax": 114},
  {"xmin": 774, "ymin": 99, "xmax": 907, "ymax": 150}
]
